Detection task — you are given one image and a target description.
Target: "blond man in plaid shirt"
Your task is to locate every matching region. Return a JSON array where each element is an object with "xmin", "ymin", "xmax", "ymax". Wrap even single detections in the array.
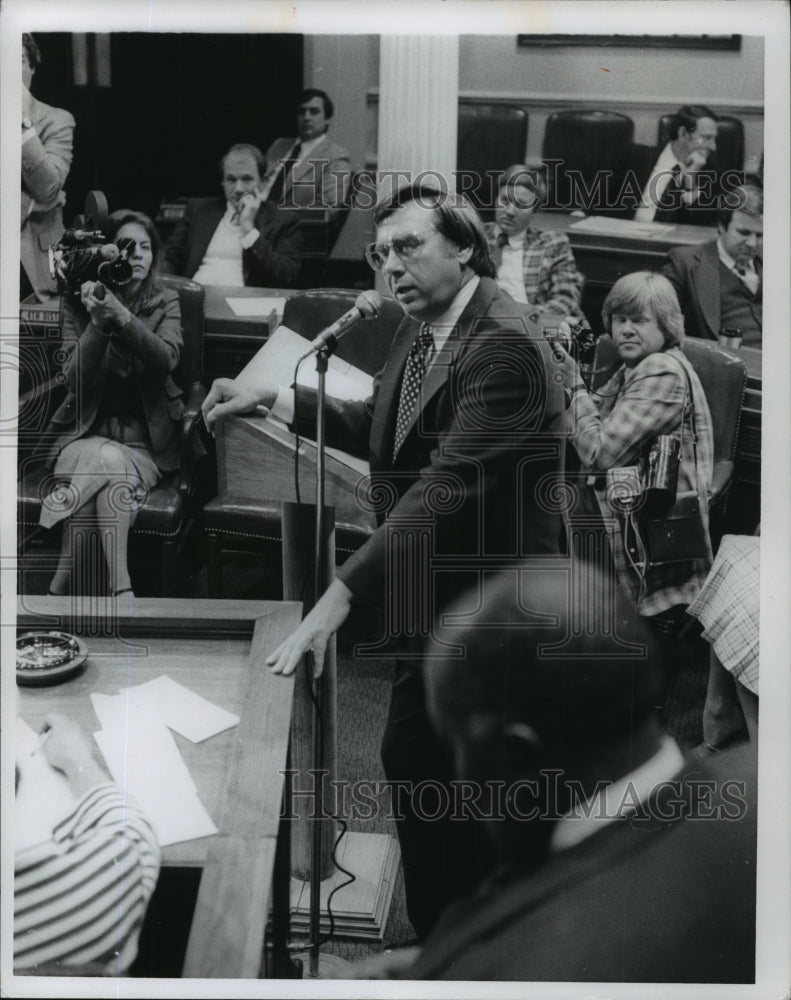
[
  {"xmin": 559, "ymin": 272, "xmax": 714, "ymax": 634},
  {"xmin": 486, "ymin": 164, "xmax": 584, "ymax": 323}
]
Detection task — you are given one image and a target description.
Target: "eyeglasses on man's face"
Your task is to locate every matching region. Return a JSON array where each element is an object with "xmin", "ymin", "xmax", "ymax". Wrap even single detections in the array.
[{"xmin": 365, "ymin": 229, "xmax": 438, "ymax": 271}]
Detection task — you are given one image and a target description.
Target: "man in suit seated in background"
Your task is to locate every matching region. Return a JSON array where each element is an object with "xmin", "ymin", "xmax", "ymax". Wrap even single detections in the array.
[
  {"xmin": 20, "ymin": 32, "xmax": 75, "ymax": 302},
  {"xmin": 262, "ymin": 88, "xmax": 351, "ymax": 222},
  {"xmin": 347, "ymin": 563, "xmax": 757, "ymax": 982},
  {"xmin": 634, "ymin": 105, "xmax": 719, "ymax": 225},
  {"xmin": 163, "ymin": 143, "xmax": 302, "ymax": 288},
  {"xmin": 485, "ymin": 164, "xmax": 585, "ymax": 325},
  {"xmin": 662, "ymin": 183, "xmax": 763, "ymax": 348}
]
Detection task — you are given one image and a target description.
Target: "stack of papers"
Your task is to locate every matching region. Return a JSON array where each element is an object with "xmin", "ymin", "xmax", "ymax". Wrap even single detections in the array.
[{"xmin": 90, "ymin": 675, "xmax": 239, "ymax": 846}]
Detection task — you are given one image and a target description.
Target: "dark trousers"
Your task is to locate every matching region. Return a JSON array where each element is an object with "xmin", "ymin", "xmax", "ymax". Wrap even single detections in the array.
[{"xmin": 380, "ymin": 662, "xmax": 496, "ymax": 941}]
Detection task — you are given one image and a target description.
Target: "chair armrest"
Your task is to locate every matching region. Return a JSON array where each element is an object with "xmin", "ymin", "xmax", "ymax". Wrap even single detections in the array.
[
  {"xmin": 177, "ymin": 381, "xmax": 208, "ymax": 497},
  {"xmin": 709, "ymin": 459, "xmax": 734, "ymax": 507}
]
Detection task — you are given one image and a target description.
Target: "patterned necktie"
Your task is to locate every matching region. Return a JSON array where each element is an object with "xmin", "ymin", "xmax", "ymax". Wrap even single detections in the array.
[
  {"xmin": 393, "ymin": 322, "xmax": 434, "ymax": 456},
  {"xmin": 266, "ymin": 142, "xmax": 301, "ymax": 205}
]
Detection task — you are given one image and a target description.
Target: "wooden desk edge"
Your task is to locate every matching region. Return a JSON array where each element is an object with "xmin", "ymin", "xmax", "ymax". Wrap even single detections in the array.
[{"xmin": 182, "ymin": 611, "xmax": 298, "ymax": 979}]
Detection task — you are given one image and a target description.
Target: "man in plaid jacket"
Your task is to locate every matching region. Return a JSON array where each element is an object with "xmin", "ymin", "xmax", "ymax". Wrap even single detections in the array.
[{"xmin": 485, "ymin": 163, "xmax": 584, "ymax": 324}]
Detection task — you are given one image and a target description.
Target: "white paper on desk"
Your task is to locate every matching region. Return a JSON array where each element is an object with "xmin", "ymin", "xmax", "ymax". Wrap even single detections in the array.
[
  {"xmin": 235, "ymin": 324, "xmax": 374, "ymax": 400},
  {"xmin": 226, "ymin": 296, "xmax": 287, "ymax": 317},
  {"xmin": 569, "ymin": 215, "xmax": 676, "ymax": 238},
  {"xmin": 92, "ymin": 700, "xmax": 198, "ymax": 793},
  {"xmin": 124, "ymin": 675, "xmax": 240, "ymax": 743},
  {"xmin": 93, "ymin": 723, "xmax": 216, "ymax": 846},
  {"xmin": 15, "ymin": 717, "xmax": 77, "ymax": 850}
]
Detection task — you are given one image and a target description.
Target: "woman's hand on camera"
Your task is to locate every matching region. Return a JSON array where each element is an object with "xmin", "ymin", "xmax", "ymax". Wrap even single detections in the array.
[
  {"xmin": 80, "ymin": 281, "xmax": 131, "ymax": 332},
  {"xmin": 549, "ymin": 335, "xmax": 584, "ymax": 391}
]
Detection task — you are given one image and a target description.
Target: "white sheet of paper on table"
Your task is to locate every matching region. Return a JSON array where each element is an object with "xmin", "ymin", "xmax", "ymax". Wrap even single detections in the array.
[
  {"xmin": 88, "ymin": 676, "xmax": 239, "ymax": 845},
  {"xmin": 93, "ymin": 722, "xmax": 216, "ymax": 846},
  {"xmin": 15, "ymin": 717, "xmax": 77, "ymax": 850},
  {"xmin": 226, "ymin": 296, "xmax": 287, "ymax": 317},
  {"xmin": 123, "ymin": 674, "xmax": 240, "ymax": 743}
]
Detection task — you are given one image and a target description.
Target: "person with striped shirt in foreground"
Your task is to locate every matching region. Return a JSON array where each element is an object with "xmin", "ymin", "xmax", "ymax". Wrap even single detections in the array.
[{"xmin": 14, "ymin": 713, "xmax": 160, "ymax": 976}]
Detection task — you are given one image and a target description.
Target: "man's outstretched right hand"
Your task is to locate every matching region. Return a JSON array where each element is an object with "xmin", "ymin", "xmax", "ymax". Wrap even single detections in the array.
[{"xmin": 201, "ymin": 378, "xmax": 277, "ymax": 433}]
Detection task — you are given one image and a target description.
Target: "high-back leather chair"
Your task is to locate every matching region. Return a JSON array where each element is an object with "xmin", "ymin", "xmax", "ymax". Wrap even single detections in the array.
[
  {"xmin": 201, "ymin": 289, "xmax": 405, "ymax": 597},
  {"xmin": 657, "ymin": 113, "xmax": 745, "ymax": 176},
  {"xmin": 589, "ymin": 335, "xmax": 747, "ymax": 542},
  {"xmin": 542, "ymin": 110, "xmax": 635, "ymax": 217},
  {"xmin": 18, "ymin": 275, "xmax": 208, "ymax": 596},
  {"xmin": 457, "ymin": 103, "xmax": 529, "ymax": 221}
]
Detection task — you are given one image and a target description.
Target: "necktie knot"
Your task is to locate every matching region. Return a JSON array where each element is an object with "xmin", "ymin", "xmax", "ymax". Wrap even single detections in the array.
[
  {"xmin": 418, "ymin": 321, "xmax": 434, "ymax": 350},
  {"xmin": 497, "ymin": 231, "xmax": 509, "ymax": 248},
  {"xmin": 735, "ymin": 264, "xmax": 747, "ymax": 277}
]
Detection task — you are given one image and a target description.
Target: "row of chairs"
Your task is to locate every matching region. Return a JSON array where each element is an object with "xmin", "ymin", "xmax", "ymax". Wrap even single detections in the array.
[
  {"xmin": 17, "ymin": 284, "xmax": 747, "ymax": 599},
  {"xmin": 458, "ymin": 104, "xmax": 747, "ymax": 219}
]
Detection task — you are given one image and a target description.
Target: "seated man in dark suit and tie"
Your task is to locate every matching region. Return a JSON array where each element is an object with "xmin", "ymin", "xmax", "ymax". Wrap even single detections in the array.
[
  {"xmin": 202, "ymin": 180, "xmax": 565, "ymax": 940},
  {"xmin": 485, "ymin": 164, "xmax": 584, "ymax": 323},
  {"xmin": 345, "ymin": 562, "xmax": 758, "ymax": 983},
  {"xmin": 662, "ymin": 183, "xmax": 763, "ymax": 348},
  {"xmin": 262, "ymin": 88, "xmax": 351, "ymax": 222},
  {"xmin": 163, "ymin": 143, "xmax": 301, "ymax": 287},
  {"xmin": 634, "ymin": 105, "xmax": 719, "ymax": 225}
]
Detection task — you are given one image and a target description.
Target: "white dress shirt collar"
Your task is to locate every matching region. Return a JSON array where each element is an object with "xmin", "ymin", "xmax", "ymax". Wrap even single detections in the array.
[
  {"xmin": 294, "ymin": 133, "xmax": 326, "ymax": 161},
  {"xmin": 717, "ymin": 239, "xmax": 756, "ymax": 274}
]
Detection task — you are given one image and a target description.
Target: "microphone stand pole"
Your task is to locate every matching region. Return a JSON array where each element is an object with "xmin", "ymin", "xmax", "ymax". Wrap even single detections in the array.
[{"xmin": 308, "ymin": 343, "xmax": 330, "ymax": 978}]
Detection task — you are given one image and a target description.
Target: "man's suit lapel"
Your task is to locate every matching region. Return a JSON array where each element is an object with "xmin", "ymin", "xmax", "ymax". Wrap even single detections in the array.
[
  {"xmin": 386, "ymin": 278, "xmax": 499, "ymax": 461},
  {"xmin": 370, "ymin": 316, "xmax": 418, "ymax": 467},
  {"xmin": 691, "ymin": 242, "xmax": 722, "ymax": 339},
  {"xmin": 286, "ymin": 135, "xmax": 330, "ymax": 192},
  {"xmin": 188, "ymin": 200, "xmax": 225, "ymax": 277}
]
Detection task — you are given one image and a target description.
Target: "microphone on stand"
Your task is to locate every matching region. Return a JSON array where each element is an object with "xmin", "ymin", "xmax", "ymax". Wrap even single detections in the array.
[{"xmin": 298, "ymin": 291, "xmax": 384, "ymax": 361}]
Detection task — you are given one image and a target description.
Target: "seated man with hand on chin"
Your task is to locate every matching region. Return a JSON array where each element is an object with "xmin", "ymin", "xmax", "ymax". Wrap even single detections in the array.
[{"xmin": 163, "ymin": 143, "xmax": 302, "ymax": 288}]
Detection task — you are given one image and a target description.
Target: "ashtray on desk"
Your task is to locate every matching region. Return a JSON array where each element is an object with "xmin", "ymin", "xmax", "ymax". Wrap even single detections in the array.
[{"xmin": 16, "ymin": 631, "xmax": 88, "ymax": 686}]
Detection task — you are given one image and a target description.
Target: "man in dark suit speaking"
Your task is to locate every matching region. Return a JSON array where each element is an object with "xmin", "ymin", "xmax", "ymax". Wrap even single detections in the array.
[
  {"xmin": 163, "ymin": 143, "xmax": 301, "ymax": 288},
  {"xmin": 202, "ymin": 181, "xmax": 565, "ymax": 937}
]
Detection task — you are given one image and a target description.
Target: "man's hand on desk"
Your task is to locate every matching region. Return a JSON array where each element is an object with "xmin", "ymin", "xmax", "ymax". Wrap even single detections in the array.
[
  {"xmin": 266, "ymin": 578, "xmax": 353, "ymax": 679},
  {"xmin": 201, "ymin": 378, "xmax": 277, "ymax": 434}
]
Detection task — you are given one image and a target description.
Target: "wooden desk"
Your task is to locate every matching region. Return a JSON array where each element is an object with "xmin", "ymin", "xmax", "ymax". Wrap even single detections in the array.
[
  {"xmin": 537, "ymin": 212, "xmax": 715, "ymax": 289},
  {"xmin": 16, "ymin": 596, "xmax": 301, "ymax": 979}
]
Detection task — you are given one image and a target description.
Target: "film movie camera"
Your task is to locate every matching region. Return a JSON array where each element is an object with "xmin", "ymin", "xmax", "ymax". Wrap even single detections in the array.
[
  {"xmin": 540, "ymin": 316, "xmax": 600, "ymax": 387},
  {"xmin": 48, "ymin": 192, "xmax": 134, "ymax": 298}
]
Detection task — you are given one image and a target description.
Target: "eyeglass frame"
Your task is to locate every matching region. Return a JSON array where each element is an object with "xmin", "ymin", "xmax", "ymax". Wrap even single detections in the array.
[{"xmin": 364, "ymin": 228, "xmax": 439, "ymax": 271}]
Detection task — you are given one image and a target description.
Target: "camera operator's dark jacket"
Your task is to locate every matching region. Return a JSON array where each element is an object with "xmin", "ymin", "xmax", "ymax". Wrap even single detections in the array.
[{"xmin": 35, "ymin": 287, "xmax": 184, "ymax": 472}]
